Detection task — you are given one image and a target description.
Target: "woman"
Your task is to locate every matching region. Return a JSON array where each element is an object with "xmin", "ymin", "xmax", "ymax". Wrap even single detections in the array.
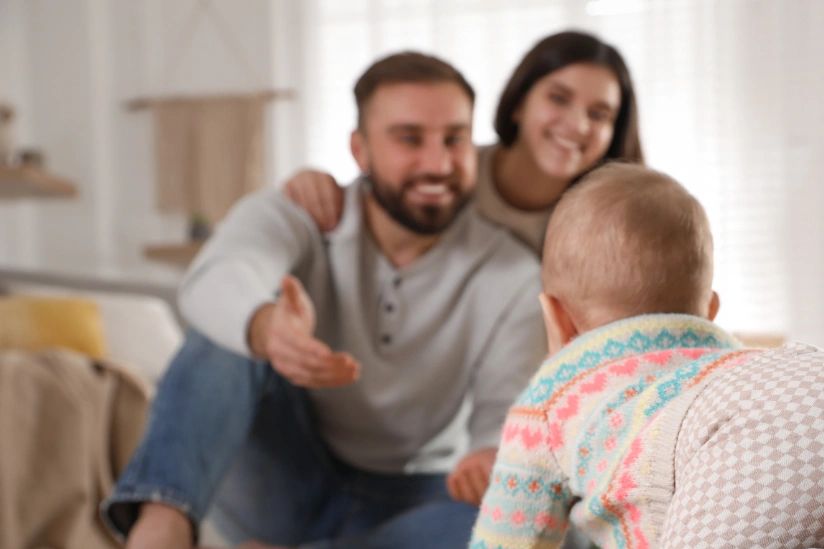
[{"xmin": 284, "ymin": 30, "xmax": 643, "ymax": 255}]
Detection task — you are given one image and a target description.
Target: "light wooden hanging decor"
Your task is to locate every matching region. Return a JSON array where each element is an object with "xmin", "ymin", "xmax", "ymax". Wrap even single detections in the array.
[{"xmin": 126, "ymin": 0, "xmax": 293, "ymax": 226}]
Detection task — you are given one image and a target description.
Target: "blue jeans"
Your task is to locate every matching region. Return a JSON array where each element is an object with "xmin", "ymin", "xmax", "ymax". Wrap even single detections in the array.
[{"xmin": 101, "ymin": 330, "xmax": 477, "ymax": 548}]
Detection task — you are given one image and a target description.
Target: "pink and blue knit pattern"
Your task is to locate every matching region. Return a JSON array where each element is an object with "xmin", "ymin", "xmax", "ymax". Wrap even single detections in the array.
[
  {"xmin": 470, "ymin": 314, "xmax": 746, "ymax": 549},
  {"xmin": 519, "ymin": 323, "xmax": 729, "ymax": 407}
]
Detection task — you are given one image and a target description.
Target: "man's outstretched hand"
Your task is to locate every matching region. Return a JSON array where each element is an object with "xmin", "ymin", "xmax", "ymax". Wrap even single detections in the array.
[
  {"xmin": 248, "ymin": 275, "xmax": 360, "ymax": 388},
  {"xmin": 447, "ymin": 447, "xmax": 497, "ymax": 506}
]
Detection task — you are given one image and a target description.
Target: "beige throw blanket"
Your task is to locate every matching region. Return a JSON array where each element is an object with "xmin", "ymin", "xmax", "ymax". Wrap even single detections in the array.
[{"xmin": 0, "ymin": 348, "xmax": 149, "ymax": 549}]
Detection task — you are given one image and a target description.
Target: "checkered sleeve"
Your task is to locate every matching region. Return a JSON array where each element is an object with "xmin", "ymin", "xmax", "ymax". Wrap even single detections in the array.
[{"xmin": 661, "ymin": 343, "xmax": 824, "ymax": 549}]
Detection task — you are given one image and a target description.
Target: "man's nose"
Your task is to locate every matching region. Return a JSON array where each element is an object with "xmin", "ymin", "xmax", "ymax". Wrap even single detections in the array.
[{"xmin": 418, "ymin": 139, "xmax": 453, "ymax": 176}]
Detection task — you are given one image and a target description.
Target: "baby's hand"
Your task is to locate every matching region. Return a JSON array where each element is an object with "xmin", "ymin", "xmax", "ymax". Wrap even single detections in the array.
[{"xmin": 446, "ymin": 447, "xmax": 497, "ymax": 506}]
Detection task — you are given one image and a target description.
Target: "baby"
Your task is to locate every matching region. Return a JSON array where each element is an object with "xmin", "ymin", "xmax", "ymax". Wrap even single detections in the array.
[{"xmin": 470, "ymin": 163, "xmax": 824, "ymax": 548}]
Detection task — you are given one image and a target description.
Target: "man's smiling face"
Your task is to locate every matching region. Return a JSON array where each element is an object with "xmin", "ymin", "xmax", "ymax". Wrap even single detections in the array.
[{"xmin": 352, "ymin": 81, "xmax": 476, "ymax": 234}]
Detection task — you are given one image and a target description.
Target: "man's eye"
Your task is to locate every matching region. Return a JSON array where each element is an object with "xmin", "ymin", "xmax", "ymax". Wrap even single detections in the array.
[
  {"xmin": 445, "ymin": 134, "xmax": 465, "ymax": 146},
  {"xmin": 399, "ymin": 134, "xmax": 421, "ymax": 145}
]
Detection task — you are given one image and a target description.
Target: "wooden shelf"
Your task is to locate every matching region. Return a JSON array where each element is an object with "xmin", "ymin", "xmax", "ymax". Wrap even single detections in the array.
[
  {"xmin": 125, "ymin": 89, "xmax": 295, "ymax": 111},
  {"xmin": 143, "ymin": 242, "xmax": 203, "ymax": 267},
  {"xmin": 0, "ymin": 165, "xmax": 78, "ymax": 199}
]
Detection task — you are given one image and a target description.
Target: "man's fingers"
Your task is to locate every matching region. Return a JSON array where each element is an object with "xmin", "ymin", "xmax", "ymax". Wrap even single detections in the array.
[
  {"xmin": 268, "ymin": 332, "xmax": 360, "ymax": 388},
  {"xmin": 290, "ymin": 351, "xmax": 358, "ymax": 380},
  {"xmin": 266, "ymin": 325, "xmax": 359, "ymax": 373},
  {"xmin": 337, "ymin": 352, "xmax": 361, "ymax": 377},
  {"xmin": 306, "ymin": 358, "xmax": 360, "ymax": 387},
  {"xmin": 267, "ymin": 331, "xmax": 332, "ymax": 367},
  {"xmin": 274, "ymin": 356, "xmax": 359, "ymax": 388}
]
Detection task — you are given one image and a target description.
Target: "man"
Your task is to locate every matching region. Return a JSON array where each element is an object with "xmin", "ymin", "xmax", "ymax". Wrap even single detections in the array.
[{"xmin": 102, "ymin": 52, "xmax": 544, "ymax": 548}]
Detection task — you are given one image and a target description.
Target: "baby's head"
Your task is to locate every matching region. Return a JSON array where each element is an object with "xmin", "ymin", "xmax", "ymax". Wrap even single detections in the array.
[{"xmin": 540, "ymin": 163, "xmax": 719, "ymax": 354}]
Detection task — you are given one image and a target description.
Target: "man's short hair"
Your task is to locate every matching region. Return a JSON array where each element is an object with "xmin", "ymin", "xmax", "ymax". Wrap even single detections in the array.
[
  {"xmin": 353, "ymin": 51, "xmax": 475, "ymax": 129},
  {"xmin": 542, "ymin": 163, "xmax": 714, "ymax": 329}
]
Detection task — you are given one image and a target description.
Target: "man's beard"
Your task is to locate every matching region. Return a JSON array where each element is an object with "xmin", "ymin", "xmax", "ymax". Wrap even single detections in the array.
[{"xmin": 365, "ymin": 171, "xmax": 472, "ymax": 235}]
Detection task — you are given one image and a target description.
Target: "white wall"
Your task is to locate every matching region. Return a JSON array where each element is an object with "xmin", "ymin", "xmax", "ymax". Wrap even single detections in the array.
[
  {"xmin": 0, "ymin": 0, "xmax": 35, "ymax": 262},
  {"xmin": 783, "ymin": 0, "xmax": 824, "ymax": 346},
  {"xmin": 0, "ymin": 0, "xmax": 303, "ymax": 280}
]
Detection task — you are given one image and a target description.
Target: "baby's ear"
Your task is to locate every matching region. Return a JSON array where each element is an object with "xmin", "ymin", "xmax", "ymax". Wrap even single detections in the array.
[
  {"xmin": 539, "ymin": 293, "xmax": 579, "ymax": 356},
  {"xmin": 707, "ymin": 290, "xmax": 720, "ymax": 321}
]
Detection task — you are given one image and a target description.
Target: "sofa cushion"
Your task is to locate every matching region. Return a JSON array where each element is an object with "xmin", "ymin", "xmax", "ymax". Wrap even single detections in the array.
[
  {"xmin": 0, "ymin": 296, "xmax": 107, "ymax": 359},
  {"xmin": 0, "ymin": 282, "xmax": 183, "ymax": 386}
]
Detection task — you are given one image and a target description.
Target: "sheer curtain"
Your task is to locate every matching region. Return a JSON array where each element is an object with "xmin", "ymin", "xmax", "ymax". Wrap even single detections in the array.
[{"xmin": 298, "ymin": 0, "xmax": 824, "ymax": 345}]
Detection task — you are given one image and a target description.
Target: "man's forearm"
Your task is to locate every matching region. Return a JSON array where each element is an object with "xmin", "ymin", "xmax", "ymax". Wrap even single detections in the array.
[{"xmin": 177, "ymin": 187, "xmax": 316, "ymax": 357}]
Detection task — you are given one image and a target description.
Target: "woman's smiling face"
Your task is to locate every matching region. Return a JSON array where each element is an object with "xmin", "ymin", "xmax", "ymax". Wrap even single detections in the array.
[{"xmin": 512, "ymin": 62, "xmax": 621, "ymax": 183}]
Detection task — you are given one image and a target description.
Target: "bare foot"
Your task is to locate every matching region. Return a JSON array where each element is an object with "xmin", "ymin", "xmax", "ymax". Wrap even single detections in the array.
[{"xmin": 126, "ymin": 502, "xmax": 194, "ymax": 549}]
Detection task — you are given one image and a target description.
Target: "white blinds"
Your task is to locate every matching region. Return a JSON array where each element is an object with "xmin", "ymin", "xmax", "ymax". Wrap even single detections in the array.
[{"xmin": 299, "ymin": 0, "xmax": 824, "ymax": 344}]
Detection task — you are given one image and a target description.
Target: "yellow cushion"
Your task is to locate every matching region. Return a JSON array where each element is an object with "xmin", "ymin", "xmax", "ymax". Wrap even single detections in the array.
[{"xmin": 0, "ymin": 296, "xmax": 107, "ymax": 359}]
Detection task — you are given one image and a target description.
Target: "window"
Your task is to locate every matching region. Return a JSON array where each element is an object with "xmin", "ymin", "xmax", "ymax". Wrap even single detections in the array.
[{"xmin": 299, "ymin": 0, "xmax": 824, "ymax": 343}]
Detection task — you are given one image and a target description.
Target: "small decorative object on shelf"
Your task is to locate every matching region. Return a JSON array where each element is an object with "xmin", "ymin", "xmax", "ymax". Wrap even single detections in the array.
[
  {"xmin": 17, "ymin": 148, "xmax": 45, "ymax": 168},
  {"xmin": 0, "ymin": 103, "xmax": 14, "ymax": 165},
  {"xmin": 188, "ymin": 212, "xmax": 212, "ymax": 242},
  {"xmin": 142, "ymin": 213, "xmax": 210, "ymax": 269},
  {"xmin": 0, "ymin": 102, "xmax": 77, "ymax": 200}
]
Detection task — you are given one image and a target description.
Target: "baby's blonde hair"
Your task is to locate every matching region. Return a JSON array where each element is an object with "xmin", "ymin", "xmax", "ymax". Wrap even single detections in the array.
[{"xmin": 542, "ymin": 163, "xmax": 714, "ymax": 331}]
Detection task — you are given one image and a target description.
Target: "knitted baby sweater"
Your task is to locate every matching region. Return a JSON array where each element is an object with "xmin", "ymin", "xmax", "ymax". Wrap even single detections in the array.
[{"xmin": 470, "ymin": 314, "xmax": 754, "ymax": 549}]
